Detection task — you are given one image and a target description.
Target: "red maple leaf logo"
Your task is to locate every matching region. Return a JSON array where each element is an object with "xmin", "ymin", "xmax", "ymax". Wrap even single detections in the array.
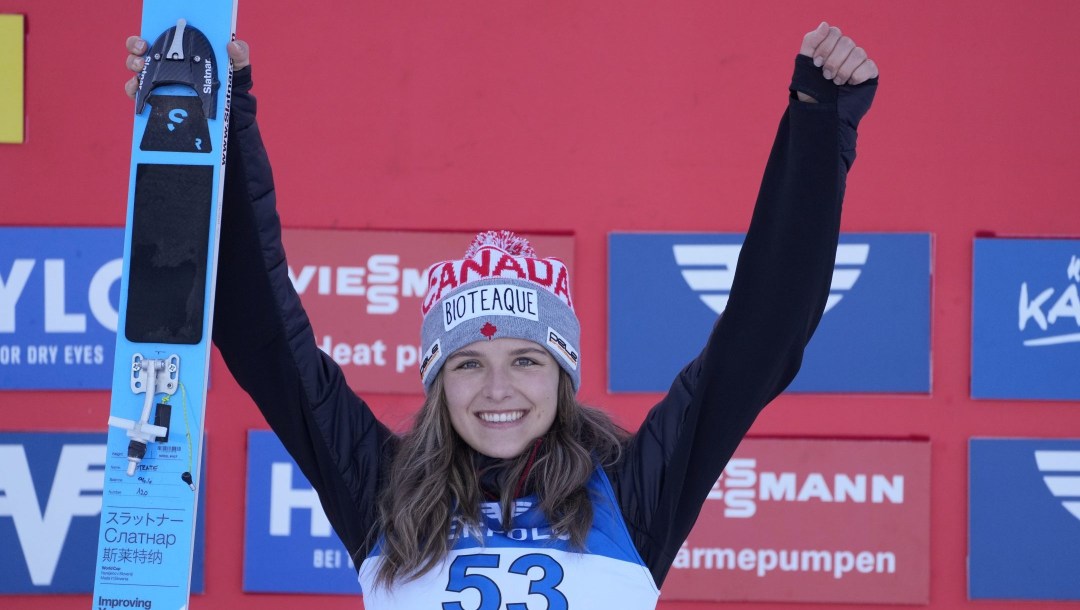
[{"xmin": 480, "ymin": 322, "xmax": 497, "ymax": 340}]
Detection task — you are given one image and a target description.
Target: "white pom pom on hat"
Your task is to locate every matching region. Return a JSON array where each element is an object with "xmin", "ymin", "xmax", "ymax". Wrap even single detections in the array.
[{"xmin": 464, "ymin": 230, "xmax": 538, "ymax": 259}]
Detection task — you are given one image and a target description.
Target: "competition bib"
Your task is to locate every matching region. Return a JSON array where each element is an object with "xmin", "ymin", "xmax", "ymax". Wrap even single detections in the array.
[{"xmin": 358, "ymin": 468, "xmax": 659, "ymax": 609}]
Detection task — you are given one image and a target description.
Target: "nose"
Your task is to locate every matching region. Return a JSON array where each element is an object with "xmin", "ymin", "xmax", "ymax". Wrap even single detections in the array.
[{"xmin": 483, "ymin": 365, "xmax": 514, "ymax": 401}]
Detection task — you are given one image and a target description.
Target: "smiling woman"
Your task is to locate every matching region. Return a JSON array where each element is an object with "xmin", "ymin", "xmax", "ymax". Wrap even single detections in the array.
[
  {"xmin": 442, "ymin": 338, "xmax": 560, "ymax": 459},
  {"xmin": 125, "ymin": 19, "xmax": 879, "ymax": 610},
  {"xmin": 375, "ymin": 233, "xmax": 630, "ymax": 592}
]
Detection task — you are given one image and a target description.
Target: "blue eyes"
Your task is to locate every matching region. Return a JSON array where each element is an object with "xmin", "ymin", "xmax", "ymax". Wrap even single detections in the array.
[{"xmin": 451, "ymin": 358, "xmax": 539, "ymax": 370}]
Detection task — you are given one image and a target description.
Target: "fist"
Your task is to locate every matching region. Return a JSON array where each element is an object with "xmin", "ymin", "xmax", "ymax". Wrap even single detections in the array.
[
  {"xmin": 123, "ymin": 36, "xmax": 251, "ymax": 99},
  {"xmin": 800, "ymin": 22, "xmax": 878, "ymax": 86}
]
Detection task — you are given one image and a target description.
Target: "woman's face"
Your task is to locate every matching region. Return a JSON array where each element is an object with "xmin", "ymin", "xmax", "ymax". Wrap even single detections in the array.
[{"xmin": 442, "ymin": 337, "xmax": 560, "ymax": 459}]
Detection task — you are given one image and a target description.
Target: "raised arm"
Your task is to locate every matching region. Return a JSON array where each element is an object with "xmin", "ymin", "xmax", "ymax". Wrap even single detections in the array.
[
  {"xmin": 611, "ymin": 23, "xmax": 878, "ymax": 587},
  {"xmin": 124, "ymin": 38, "xmax": 397, "ymax": 564}
]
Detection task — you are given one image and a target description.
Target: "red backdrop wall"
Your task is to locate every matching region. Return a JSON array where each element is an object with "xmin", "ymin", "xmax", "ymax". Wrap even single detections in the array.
[{"xmin": 2, "ymin": 1, "xmax": 1079, "ymax": 608}]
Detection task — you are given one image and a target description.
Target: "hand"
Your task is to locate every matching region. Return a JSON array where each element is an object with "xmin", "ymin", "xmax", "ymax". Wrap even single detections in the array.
[
  {"xmin": 800, "ymin": 22, "xmax": 878, "ymax": 86},
  {"xmin": 123, "ymin": 36, "xmax": 251, "ymax": 99}
]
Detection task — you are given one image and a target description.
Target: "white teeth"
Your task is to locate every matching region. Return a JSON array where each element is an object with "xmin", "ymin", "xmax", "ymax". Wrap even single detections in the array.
[{"xmin": 479, "ymin": 411, "xmax": 524, "ymax": 423}]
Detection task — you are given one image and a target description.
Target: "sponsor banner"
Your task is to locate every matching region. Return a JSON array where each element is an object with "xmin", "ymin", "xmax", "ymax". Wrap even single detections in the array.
[
  {"xmin": 664, "ymin": 438, "xmax": 929, "ymax": 604},
  {"xmin": 969, "ymin": 438, "xmax": 1080, "ymax": 600},
  {"xmin": 0, "ymin": 431, "xmax": 204, "ymax": 594},
  {"xmin": 972, "ymin": 238, "xmax": 1080, "ymax": 400},
  {"xmin": 0, "ymin": 228, "xmax": 571, "ymax": 392},
  {"xmin": 0, "ymin": 228, "xmax": 123, "ymax": 389},
  {"xmin": 608, "ymin": 233, "xmax": 930, "ymax": 393},
  {"xmin": 244, "ymin": 430, "xmax": 359, "ymax": 594},
  {"xmin": 282, "ymin": 229, "xmax": 573, "ymax": 394}
]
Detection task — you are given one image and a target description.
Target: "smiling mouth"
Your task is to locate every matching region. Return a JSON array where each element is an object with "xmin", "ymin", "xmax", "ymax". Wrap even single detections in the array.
[{"xmin": 478, "ymin": 411, "xmax": 525, "ymax": 424}]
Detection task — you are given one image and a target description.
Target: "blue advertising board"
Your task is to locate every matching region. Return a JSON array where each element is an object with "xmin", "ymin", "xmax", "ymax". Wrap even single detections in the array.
[
  {"xmin": 244, "ymin": 430, "xmax": 359, "ymax": 594},
  {"xmin": 969, "ymin": 438, "xmax": 1080, "ymax": 600},
  {"xmin": 972, "ymin": 238, "xmax": 1080, "ymax": 400},
  {"xmin": 608, "ymin": 233, "xmax": 931, "ymax": 393},
  {"xmin": 0, "ymin": 227, "xmax": 122, "ymax": 390},
  {"xmin": 0, "ymin": 431, "xmax": 204, "ymax": 594}
]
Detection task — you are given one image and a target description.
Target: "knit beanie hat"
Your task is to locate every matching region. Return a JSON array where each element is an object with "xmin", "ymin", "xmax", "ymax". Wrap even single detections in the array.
[{"xmin": 419, "ymin": 231, "xmax": 580, "ymax": 393}]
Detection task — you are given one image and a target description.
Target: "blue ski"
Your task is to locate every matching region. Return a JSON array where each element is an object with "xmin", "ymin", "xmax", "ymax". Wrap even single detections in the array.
[{"xmin": 92, "ymin": 2, "xmax": 237, "ymax": 609}]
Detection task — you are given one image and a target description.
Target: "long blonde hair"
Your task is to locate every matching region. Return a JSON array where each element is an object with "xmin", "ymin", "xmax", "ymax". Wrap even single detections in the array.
[{"xmin": 372, "ymin": 370, "xmax": 626, "ymax": 588}]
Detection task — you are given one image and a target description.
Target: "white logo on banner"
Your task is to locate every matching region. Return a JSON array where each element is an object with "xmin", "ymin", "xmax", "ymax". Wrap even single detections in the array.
[
  {"xmin": 1019, "ymin": 256, "xmax": 1080, "ymax": 347},
  {"xmin": 1034, "ymin": 450, "xmax": 1080, "ymax": 523},
  {"xmin": 0, "ymin": 258, "xmax": 121, "ymax": 333},
  {"xmin": 287, "ymin": 254, "xmax": 426, "ymax": 315},
  {"xmin": 0, "ymin": 444, "xmax": 105, "ymax": 586},
  {"xmin": 269, "ymin": 462, "xmax": 332, "ymax": 537},
  {"xmin": 706, "ymin": 458, "xmax": 904, "ymax": 518},
  {"xmin": 263, "ymin": 459, "xmax": 357, "ymax": 574},
  {"xmin": 673, "ymin": 244, "xmax": 869, "ymax": 315}
]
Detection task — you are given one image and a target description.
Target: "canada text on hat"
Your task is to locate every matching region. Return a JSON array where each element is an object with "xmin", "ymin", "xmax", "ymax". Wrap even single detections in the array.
[{"xmin": 421, "ymin": 231, "xmax": 574, "ymax": 316}]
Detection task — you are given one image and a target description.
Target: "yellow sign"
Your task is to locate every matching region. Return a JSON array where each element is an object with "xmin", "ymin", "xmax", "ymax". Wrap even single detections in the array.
[{"xmin": 0, "ymin": 14, "xmax": 25, "ymax": 144}]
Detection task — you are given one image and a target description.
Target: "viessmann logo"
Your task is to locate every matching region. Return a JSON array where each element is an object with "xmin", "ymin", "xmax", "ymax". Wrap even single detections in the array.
[
  {"xmin": 287, "ymin": 254, "xmax": 427, "ymax": 315},
  {"xmin": 706, "ymin": 458, "xmax": 904, "ymax": 519},
  {"xmin": 1019, "ymin": 256, "xmax": 1080, "ymax": 347},
  {"xmin": 673, "ymin": 244, "xmax": 870, "ymax": 315},
  {"xmin": 1035, "ymin": 450, "xmax": 1080, "ymax": 523}
]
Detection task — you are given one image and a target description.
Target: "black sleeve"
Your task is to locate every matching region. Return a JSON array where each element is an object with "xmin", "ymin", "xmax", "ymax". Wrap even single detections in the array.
[
  {"xmin": 212, "ymin": 66, "xmax": 398, "ymax": 566},
  {"xmin": 609, "ymin": 55, "xmax": 877, "ymax": 587}
]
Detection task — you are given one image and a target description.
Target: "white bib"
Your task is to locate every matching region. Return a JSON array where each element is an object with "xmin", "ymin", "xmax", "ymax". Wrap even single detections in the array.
[{"xmin": 358, "ymin": 468, "xmax": 659, "ymax": 610}]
